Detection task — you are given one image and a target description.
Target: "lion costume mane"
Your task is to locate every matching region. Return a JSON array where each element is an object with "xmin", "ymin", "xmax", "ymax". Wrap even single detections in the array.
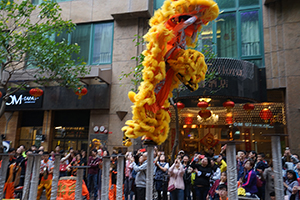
[{"xmin": 122, "ymin": 0, "xmax": 219, "ymax": 145}]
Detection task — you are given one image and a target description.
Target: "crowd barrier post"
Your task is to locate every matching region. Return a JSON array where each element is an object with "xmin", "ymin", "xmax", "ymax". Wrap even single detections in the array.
[
  {"xmin": 0, "ymin": 154, "xmax": 10, "ymax": 200},
  {"xmin": 28, "ymin": 154, "xmax": 42, "ymax": 200},
  {"xmin": 116, "ymin": 155, "xmax": 125, "ymax": 200},
  {"xmin": 21, "ymin": 154, "xmax": 34, "ymax": 200},
  {"xmin": 101, "ymin": 156, "xmax": 111, "ymax": 200}
]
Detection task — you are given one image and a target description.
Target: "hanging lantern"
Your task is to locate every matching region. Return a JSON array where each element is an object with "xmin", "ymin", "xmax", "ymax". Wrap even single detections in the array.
[
  {"xmin": 75, "ymin": 87, "xmax": 88, "ymax": 99},
  {"xmin": 198, "ymin": 109, "xmax": 211, "ymax": 121},
  {"xmin": 223, "ymin": 100, "xmax": 235, "ymax": 113},
  {"xmin": 175, "ymin": 102, "xmax": 185, "ymax": 110},
  {"xmin": 29, "ymin": 88, "xmax": 43, "ymax": 98},
  {"xmin": 197, "ymin": 101, "xmax": 209, "ymax": 110},
  {"xmin": 259, "ymin": 108, "xmax": 273, "ymax": 123},
  {"xmin": 0, "ymin": 91, "xmax": 2, "ymax": 98},
  {"xmin": 175, "ymin": 102, "xmax": 185, "ymax": 113},
  {"xmin": 243, "ymin": 103, "xmax": 255, "ymax": 114},
  {"xmin": 225, "ymin": 112, "xmax": 233, "ymax": 124}
]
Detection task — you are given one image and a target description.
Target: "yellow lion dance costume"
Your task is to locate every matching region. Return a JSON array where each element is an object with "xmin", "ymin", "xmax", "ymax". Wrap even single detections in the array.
[{"xmin": 122, "ymin": 0, "xmax": 219, "ymax": 145}]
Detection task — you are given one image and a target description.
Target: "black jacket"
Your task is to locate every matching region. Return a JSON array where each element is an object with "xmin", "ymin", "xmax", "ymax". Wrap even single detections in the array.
[{"xmin": 192, "ymin": 163, "xmax": 213, "ymax": 187}]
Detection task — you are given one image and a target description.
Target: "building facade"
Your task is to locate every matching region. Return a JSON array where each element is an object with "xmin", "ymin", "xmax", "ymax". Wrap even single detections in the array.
[
  {"xmin": 0, "ymin": 0, "xmax": 153, "ymax": 152},
  {"xmin": 1, "ymin": 0, "xmax": 298, "ymax": 157},
  {"xmin": 263, "ymin": 0, "xmax": 300, "ymax": 154}
]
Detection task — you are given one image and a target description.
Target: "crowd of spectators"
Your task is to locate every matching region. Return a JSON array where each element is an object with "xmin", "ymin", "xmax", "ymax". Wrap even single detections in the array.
[{"xmin": 1, "ymin": 144, "xmax": 300, "ymax": 200}]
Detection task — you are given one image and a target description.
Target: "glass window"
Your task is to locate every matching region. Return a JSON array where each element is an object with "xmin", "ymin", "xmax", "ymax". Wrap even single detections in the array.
[
  {"xmin": 92, "ymin": 23, "xmax": 113, "ymax": 64},
  {"xmin": 32, "ymin": 0, "xmax": 71, "ymax": 4},
  {"xmin": 196, "ymin": 23, "xmax": 214, "ymax": 54},
  {"xmin": 241, "ymin": 11, "xmax": 260, "ymax": 56},
  {"xmin": 247, "ymin": 59, "xmax": 263, "ymax": 68},
  {"xmin": 155, "ymin": 0, "xmax": 165, "ymax": 10},
  {"xmin": 71, "ymin": 24, "xmax": 91, "ymax": 64},
  {"xmin": 239, "ymin": 0, "xmax": 259, "ymax": 7},
  {"xmin": 215, "ymin": 0, "xmax": 235, "ymax": 9},
  {"xmin": 216, "ymin": 13, "xmax": 237, "ymax": 58}
]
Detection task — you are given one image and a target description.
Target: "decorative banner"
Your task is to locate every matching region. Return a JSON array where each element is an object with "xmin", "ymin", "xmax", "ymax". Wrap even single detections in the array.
[
  {"xmin": 200, "ymin": 132, "xmax": 219, "ymax": 149},
  {"xmin": 184, "ymin": 117, "xmax": 193, "ymax": 124}
]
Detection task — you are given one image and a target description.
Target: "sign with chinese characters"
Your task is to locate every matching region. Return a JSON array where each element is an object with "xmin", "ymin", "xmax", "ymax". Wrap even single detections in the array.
[{"xmin": 200, "ymin": 132, "xmax": 219, "ymax": 149}]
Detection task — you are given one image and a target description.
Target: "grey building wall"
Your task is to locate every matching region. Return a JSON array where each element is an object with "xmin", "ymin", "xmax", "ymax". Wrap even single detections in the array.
[
  {"xmin": 263, "ymin": 0, "xmax": 300, "ymax": 153},
  {"xmin": 58, "ymin": 0, "xmax": 153, "ymax": 152}
]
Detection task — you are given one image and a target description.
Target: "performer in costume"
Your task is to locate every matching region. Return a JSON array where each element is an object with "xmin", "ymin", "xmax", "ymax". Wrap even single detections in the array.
[
  {"xmin": 3, "ymin": 148, "xmax": 16, "ymax": 199},
  {"xmin": 122, "ymin": 0, "xmax": 219, "ymax": 146},
  {"xmin": 37, "ymin": 151, "xmax": 54, "ymax": 200}
]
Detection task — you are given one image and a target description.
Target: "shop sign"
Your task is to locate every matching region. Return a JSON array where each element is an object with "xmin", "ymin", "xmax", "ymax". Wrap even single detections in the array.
[
  {"xmin": 233, "ymin": 122, "xmax": 274, "ymax": 129},
  {"xmin": 5, "ymin": 91, "xmax": 43, "ymax": 109}
]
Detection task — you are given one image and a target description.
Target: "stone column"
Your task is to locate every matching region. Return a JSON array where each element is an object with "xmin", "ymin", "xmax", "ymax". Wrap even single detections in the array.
[
  {"xmin": 72, "ymin": 166, "xmax": 89, "ymax": 200},
  {"xmin": 101, "ymin": 157, "xmax": 111, "ymax": 200},
  {"xmin": 50, "ymin": 154, "xmax": 61, "ymax": 200},
  {"xmin": 272, "ymin": 136, "xmax": 284, "ymax": 200},
  {"xmin": 146, "ymin": 145, "xmax": 154, "ymax": 200},
  {"xmin": 0, "ymin": 155, "xmax": 9, "ymax": 200},
  {"xmin": 28, "ymin": 154, "xmax": 42, "ymax": 200},
  {"xmin": 227, "ymin": 142, "xmax": 238, "ymax": 200},
  {"xmin": 22, "ymin": 154, "xmax": 34, "ymax": 200},
  {"xmin": 116, "ymin": 155, "xmax": 125, "ymax": 200}
]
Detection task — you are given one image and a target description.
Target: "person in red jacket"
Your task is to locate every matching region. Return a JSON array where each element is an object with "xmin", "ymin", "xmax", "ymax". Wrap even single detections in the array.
[{"xmin": 88, "ymin": 149, "xmax": 100, "ymax": 199}]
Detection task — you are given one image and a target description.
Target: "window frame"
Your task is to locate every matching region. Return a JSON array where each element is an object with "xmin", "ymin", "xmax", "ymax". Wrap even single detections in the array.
[
  {"xmin": 55, "ymin": 22, "xmax": 114, "ymax": 65},
  {"xmin": 154, "ymin": 0, "xmax": 265, "ymax": 67}
]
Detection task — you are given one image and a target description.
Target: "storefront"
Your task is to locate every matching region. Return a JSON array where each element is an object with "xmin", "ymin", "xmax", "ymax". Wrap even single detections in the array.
[
  {"xmin": 166, "ymin": 58, "xmax": 286, "ymax": 160},
  {"xmin": 0, "ymin": 84, "xmax": 110, "ymax": 152}
]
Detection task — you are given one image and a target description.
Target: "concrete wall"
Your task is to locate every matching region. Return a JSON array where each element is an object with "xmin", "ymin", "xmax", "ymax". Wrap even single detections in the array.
[
  {"xmin": 59, "ymin": 0, "xmax": 153, "ymax": 22},
  {"xmin": 263, "ymin": 0, "xmax": 300, "ymax": 153}
]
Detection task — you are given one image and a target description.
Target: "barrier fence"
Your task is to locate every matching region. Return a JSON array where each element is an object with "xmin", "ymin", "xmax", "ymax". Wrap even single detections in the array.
[{"xmin": 0, "ymin": 141, "xmax": 284, "ymax": 200}]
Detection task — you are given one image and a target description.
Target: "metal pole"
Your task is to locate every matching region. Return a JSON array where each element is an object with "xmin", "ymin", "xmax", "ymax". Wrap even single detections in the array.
[
  {"xmin": 146, "ymin": 145, "xmax": 154, "ymax": 200},
  {"xmin": 0, "ymin": 155, "xmax": 9, "ymax": 199},
  {"xmin": 271, "ymin": 136, "xmax": 284, "ymax": 200},
  {"xmin": 75, "ymin": 168, "xmax": 84, "ymax": 200},
  {"xmin": 22, "ymin": 154, "xmax": 34, "ymax": 200},
  {"xmin": 28, "ymin": 154, "xmax": 42, "ymax": 200},
  {"xmin": 101, "ymin": 157, "xmax": 110, "ymax": 200},
  {"xmin": 116, "ymin": 156, "xmax": 125, "ymax": 200},
  {"xmin": 50, "ymin": 154, "xmax": 61, "ymax": 200},
  {"xmin": 227, "ymin": 142, "xmax": 238, "ymax": 200}
]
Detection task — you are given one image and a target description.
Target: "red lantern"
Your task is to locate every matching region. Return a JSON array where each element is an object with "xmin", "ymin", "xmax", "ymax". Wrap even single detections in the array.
[
  {"xmin": 75, "ymin": 87, "xmax": 88, "ymax": 99},
  {"xmin": 223, "ymin": 100, "xmax": 235, "ymax": 112},
  {"xmin": 243, "ymin": 103, "xmax": 255, "ymax": 114},
  {"xmin": 175, "ymin": 102, "xmax": 185, "ymax": 110},
  {"xmin": 197, "ymin": 101, "xmax": 208, "ymax": 110},
  {"xmin": 29, "ymin": 88, "xmax": 43, "ymax": 98},
  {"xmin": 0, "ymin": 91, "xmax": 2, "ymax": 98},
  {"xmin": 259, "ymin": 108, "xmax": 273, "ymax": 123},
  {"xmin": 225, "ymin": 112, "xmax": 233, "ymax": 124},
  {"xmin": 198, "ymin": 109, "xmax": 211, "ymax": 121},
  {"xmin": 184, "ymin": 117, "xmax": 193, "ymax": 125}
]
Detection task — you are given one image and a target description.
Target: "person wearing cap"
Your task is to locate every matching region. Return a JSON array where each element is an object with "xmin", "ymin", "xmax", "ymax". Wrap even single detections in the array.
[{"xmin": 37, "ymin": 151, "xmax": 54, "ymax": 200}]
